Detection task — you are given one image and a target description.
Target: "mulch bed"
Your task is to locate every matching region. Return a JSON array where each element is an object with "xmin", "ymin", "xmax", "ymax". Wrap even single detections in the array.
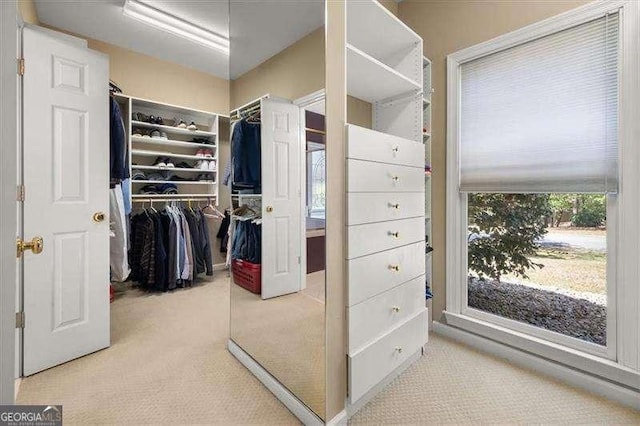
[{"xmin": 468, "ymin": 278, "xmax": 606, "ymax": 346}]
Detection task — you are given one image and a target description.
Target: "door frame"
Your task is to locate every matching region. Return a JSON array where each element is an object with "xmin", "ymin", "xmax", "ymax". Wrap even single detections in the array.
[
  {"xmin": 0, "ymin": 0, "xmax": 18, "ymax": 404},
  {"xmin": 294, "ymin": 89, "xmax": 326, "ymax": 290}
]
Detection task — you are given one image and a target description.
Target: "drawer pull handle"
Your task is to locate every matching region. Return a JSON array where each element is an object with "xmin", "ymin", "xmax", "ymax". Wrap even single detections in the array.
[
  {"xmin": 388, "ymin": 231, "xmax": 399, "ymax": 238},
  {"xmin": 392, "ymin": 306, "xmax": 401, "ymax": 313},
  {"xmin": 388, "ymin": 265, "xmax": 400, "ymax": 272},
  {"xmin": 392, "ymin": 146, "xmax": 399, "ymax": 153},
  {"xmin": 389, "ymin": 203, "xmax": 400, "ymax": 209},
  {"xmin": 395, "ymin": 346, "xmax": 403, "ymax": 354},
  {"xmin": 391, "ymin": 176, "xmax": 400, "ymax": 182}
]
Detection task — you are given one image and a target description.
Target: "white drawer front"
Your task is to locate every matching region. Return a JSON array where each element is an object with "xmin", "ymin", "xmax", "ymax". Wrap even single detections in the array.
[
  {"xmin": 349, "ymin": 309, "xmax": 428, "ymax": 403},
  {"xmin": 348, "ymin": 276, "xmax": 425, "ymax": 354},
  {"xmin": 347, "ymin": 217, "xmax": 424, "ymax": 259},
  {"xmin": 348, "ymin": 159, "xmax": 424, "ymax": 193},
  {"xmin": 347, "ymin": 124, "xmax": 424, "ymax": 168},
  {"xmin": 348, "ymin": 241, "xmax": 425, "ymax": 305},
  {"xmin": 348, "ymin": 192, "xmax": 425, "ymax": 225}
]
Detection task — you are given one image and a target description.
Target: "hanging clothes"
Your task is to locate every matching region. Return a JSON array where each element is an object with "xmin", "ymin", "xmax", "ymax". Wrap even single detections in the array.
[
  {"xmin": 110, "ymin": 96, "xmax": 129, "ymax": 182},
  {"xmin": 109, "ymin": 184, "xmax": 130, "ymax": 282},
  {"xmin": 231, "ymin": 118, "xmax": 261, "ymax": 189},
  {"xmin": 129, "ymin": 204, "xmax": 214, "ymax": 291}
]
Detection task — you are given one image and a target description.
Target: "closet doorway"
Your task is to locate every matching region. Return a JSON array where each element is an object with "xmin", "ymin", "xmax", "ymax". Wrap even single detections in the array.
[{"xmin": 20, "ymin": 25, "xmax": 111, "ymax": 375}]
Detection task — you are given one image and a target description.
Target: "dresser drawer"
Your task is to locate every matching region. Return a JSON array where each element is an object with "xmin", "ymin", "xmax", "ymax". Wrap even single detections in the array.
[
  {"xmin": 348, "ymin": 241, "xmax": 425, "ymax": 305},
  {"xmin": 348, "ymin": 192, "xmax": 425, "ymax": 225},
  {"xmin": 348, "ymin": 276, "xmax": 425, "ymax": 354},
  {"xmin": 348, "ymin": 159, "xmax": 424, "ymax": 193},
  {"xmin": 347, "ymin": 217, "xmax": 424, "ymax": 259},
  {"xmin": 349, "ymin": 309, "xmax": 428, "ymax": 403},
  {"xmin": 347, "ymin": 124, "xmax": 424, "ymax": 168}
]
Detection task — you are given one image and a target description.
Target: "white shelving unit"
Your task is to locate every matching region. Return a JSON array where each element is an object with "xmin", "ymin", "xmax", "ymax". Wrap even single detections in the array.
[
  {"xmin": 345, "ymin": 0, "xmax": 429, "ymax": 409},
  {"xmin": 113, "ymin": 94, "xmax": 220, "ymax": 205},
  {"xmin": 423, "ymin": 57, "xmax": 433, "ymax": 301}
]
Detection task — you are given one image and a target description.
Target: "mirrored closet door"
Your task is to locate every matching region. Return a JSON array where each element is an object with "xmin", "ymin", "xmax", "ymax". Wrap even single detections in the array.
[{"xmin": 227, "ymin": 0, "xmax": 327, "ymax": 421}]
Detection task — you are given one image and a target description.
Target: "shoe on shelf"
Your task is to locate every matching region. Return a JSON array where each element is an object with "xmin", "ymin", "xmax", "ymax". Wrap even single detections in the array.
[
  {"xmin": 159, "ymin": 132, "xmax": 168, "ymax": 140},
  {"xmin": 203, "ymin": 149, "xmax": 213, "ymax": 158},
  {"xmin": 177, "ymin": 120, "xmax": 187, "ymax": 129},
  {"xmin": 165, "ymin": 159, "xmax": 175, "ymax": 168},
  {"xmin": 197, "ymin": 173, "xmax": 213, "ymax": 182},
  {"xmin": 187, "ymin": 121, "xmax": 198, "ymax": 131},
  {"xmin": 195, "ymin": 160, "xmax": 209, "ymax": 171},
  {"xmin": 175, "ymin": 162, "xmax": 192, "ymax": 169},
  {"xmin": 150, "ymin": 129, "xmax": 161, "ymax": 139},
  {"xmin": 208, "ymin": 160, "xmax": 216, "ymax": 171},
  {"xmin": 132, "ymin": 129, "xmax": 143, "ymax": 137},
  {"xmin": 195, "ymin": 149, "xmax": 205, "ymax": 158},
  {"xmin": 191, "ymin": 137, "xmax": 210, "ymax": 144},
  {"xmin": 153, "ymin": 157, "xmax": 167, "ymax": 168},
  {"xmin": 155, "ymin": 116, "xmax": 164, "ymax": 125}
]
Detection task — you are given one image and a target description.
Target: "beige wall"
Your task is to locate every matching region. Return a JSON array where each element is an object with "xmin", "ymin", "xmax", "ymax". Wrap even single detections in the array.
[
  {"xmin": 397, "ymin": 0, "xmax": 591, "ymax": 322},
  {"xmin": 18, "ymin": 0, "xmax": 38, "ymax": 24},
  {"xmin": 378, "ymin": 0, "xmax": 398, "ymax": 16},
  {"xmin": 231, "ymin": 28, "xmax": 325, "ymax": 108}
]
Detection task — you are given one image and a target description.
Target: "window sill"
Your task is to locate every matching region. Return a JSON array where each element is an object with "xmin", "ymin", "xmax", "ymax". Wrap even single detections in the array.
[{"xmin": 442, "ymin": 311, "xmax": 639, "ymax": 391}]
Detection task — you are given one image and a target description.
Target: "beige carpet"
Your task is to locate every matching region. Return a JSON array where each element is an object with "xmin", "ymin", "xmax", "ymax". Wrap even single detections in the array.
[
  {"xmin": 350, "ymin": 334, "xmax": 640, "ymax": 424},
  {"xmin": 17, "ymin": 274, "xmax": 639, "ymax": 424},
  {"xmin": 17, "ymin": 275, "xmax": 299, "ymax": 425}
]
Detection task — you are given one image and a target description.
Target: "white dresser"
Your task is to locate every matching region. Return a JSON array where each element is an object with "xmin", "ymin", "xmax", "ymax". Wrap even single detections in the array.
[{"xmin": 346, "ymin": 125, "xmax": 428, "ymax": 404}]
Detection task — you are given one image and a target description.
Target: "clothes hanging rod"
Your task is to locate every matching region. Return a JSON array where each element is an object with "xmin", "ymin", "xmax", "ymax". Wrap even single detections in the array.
[{"xmin": 131, "ymin": 195, "xmax": 216, "ymax": 202}]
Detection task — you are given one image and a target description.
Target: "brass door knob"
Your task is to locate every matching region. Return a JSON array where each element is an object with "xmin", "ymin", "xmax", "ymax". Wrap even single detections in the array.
[
  {"xmin": 395, "ymin": 346, "xmax": 403, "ymax": 353},
  {"xmin": 389, "ymin": 203, "xmax": 400, "ymax": 209},
  {"xmin": 266, "ymin": 206, "xmax": 274, "ymax": 213},
  {"xmin": 392, "ymin": 306, "xmax": 401, "ymax": 313},
  {"xmin": 392, "ymin": 146, "xmax": 399, "ymax": 153},
  {"xmin": 388, "ymin": 265, "xmax": 400, "ymax": 272},
  {"xmin": 389, "ymin": 231, "xmax": 400, "ymax": 238},
  {"xmin": 93, "ymin": 212, "xmax": 106, "ymax": 223},
  {"xmin": 16, "ymin": 236, "xmax": 44, "ymax": 257},
  {"xmin": 391, "ymin": 176, "xmax": 400, "ymax": 181}
]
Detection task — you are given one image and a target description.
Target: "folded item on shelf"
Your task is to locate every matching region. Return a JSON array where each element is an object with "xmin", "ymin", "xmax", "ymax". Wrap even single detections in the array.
[
  {"xmin": 191, "ymin": 137, "xmax": 211, "ymax": 145},
  {"xmin": 174, "ymin": 162, "xmax": 192, "ymax": 169},
  {"xmin": 132, "ymin": 170, "xmax": 146, "ymax": 180}
]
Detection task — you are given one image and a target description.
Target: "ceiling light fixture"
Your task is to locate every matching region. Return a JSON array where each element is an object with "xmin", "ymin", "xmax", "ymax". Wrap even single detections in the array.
[{"xmin": 122, "ymin": 0, "xmax": 229, "ymax": 55}]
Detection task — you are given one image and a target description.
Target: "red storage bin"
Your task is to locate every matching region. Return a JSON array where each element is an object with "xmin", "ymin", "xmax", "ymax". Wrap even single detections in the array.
[{"xmin": 232, "ymin": 259, "xmax": 261, "ymax": 294}]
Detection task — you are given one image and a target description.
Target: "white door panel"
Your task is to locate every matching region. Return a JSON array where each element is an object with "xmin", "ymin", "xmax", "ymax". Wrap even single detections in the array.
[
  {"xmin": 261, "ymin": 99, "xmax": 302, "ymax": 299},
  {"xmin": 22, "ymin": 27, "xmax": 109, "ymax": 375}
]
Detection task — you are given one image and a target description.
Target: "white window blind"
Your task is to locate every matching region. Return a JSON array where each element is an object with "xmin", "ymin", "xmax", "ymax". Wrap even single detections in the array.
[{"xmin": 460, "ymin": 13, "xmax": 619, "ymax": 193}]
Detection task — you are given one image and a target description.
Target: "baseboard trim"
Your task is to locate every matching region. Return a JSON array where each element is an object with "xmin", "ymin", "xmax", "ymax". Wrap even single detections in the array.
[
  {"xmin": 433, "ymin": 321, "xmax": 640, "ymax": 411},
  {"xmin": 213, "ymin": 263, "xmax": 228, "ymax": 272},
  {"xmin": 346, "ymin": 349, "xmax": 422, "ymax": 418},
  {"xmin": 14, "ymin": 378, "xmax": 21, "ymax": 401},
  {"xmin": 326, "ymin": 409, "xmax": 347, "ymax": 426},
  {"xmin": 227, "ymin": 339, "xmax": 324, "ymax": 425}
]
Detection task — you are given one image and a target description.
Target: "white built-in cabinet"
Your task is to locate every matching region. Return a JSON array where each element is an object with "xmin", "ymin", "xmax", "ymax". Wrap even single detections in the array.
[
  {"xmin": 113, "ymin": 94, "xmax": 220, "ymax": 203},
  {"xmin": 346, "ymin": 0, "xmax": 429, "ymax": 406}
]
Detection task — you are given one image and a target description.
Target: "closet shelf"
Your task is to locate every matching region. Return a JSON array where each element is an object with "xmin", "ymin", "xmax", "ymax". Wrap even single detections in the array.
[
  {"xmin": 131, "ymin": 135, "xmax": 216, "ymax": 149},
  {"xmin": 132, "ymin": 180, "xmax": 216, "ymax": 185},
  {"xmin": 133, "ymin": 165, "xmax": 216, "ymax": 173},
  {"xmin": 131, "ymin": 194, "xmax": 216, "ymax": 199},
  {"xmin": 347, "ymin": 0, "xmax": 421, "ymax": 64},
  {"xmin": 347, "ymin": 44, "xmax": 421, "ymax": 103},
  {"xmin": 131, "ymin": 120, "xmax": 216, "ymax": 138},
  {"xmin": 131, "ymin": 150, "xmax": 218, "ymax": 161}
]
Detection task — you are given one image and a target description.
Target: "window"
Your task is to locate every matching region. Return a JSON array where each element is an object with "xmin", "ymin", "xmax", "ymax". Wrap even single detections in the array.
[
  {"xmin": 307, "ymin": 149, "xmax": 325, "ymax": 219},
  {"xmin": 445, "ymin": 3, "xmax": 639, "ymax": 365}
]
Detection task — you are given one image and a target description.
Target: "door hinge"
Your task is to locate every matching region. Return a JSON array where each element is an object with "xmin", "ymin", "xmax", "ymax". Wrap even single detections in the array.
[
  {"xmin": 298, "ymin": 256, "xmax": 301, "ymax": 264},
  {"xmin": 18, "ymin": 58, "xmax": 24, "ymax": 76},
  {"xmin": 15, "ymin": 312, "xmax": 25, "ymax": 329},
  {"xmin": 17, "ymin": 185, "xmax": 25, "ymax": 202}
]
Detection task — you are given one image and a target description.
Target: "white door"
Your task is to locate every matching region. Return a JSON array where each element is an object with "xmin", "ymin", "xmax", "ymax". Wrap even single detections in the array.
[
  {"xmin": 261, "ymin": 98, "xmax": 302, "ymax": 299},
  {"xmin": 22, "ymin": 27, "xmax": 110, "ymax": 375}
]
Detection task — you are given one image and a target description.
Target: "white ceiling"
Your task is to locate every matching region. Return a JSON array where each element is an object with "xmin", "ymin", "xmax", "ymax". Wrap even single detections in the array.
[
  {"xmin": 35, "ymin": 0, "xmax": 229, "ymax": 78},
  {"xmin": 34, "ymin": 0, "xmax": 324, "ymax": 81}
]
